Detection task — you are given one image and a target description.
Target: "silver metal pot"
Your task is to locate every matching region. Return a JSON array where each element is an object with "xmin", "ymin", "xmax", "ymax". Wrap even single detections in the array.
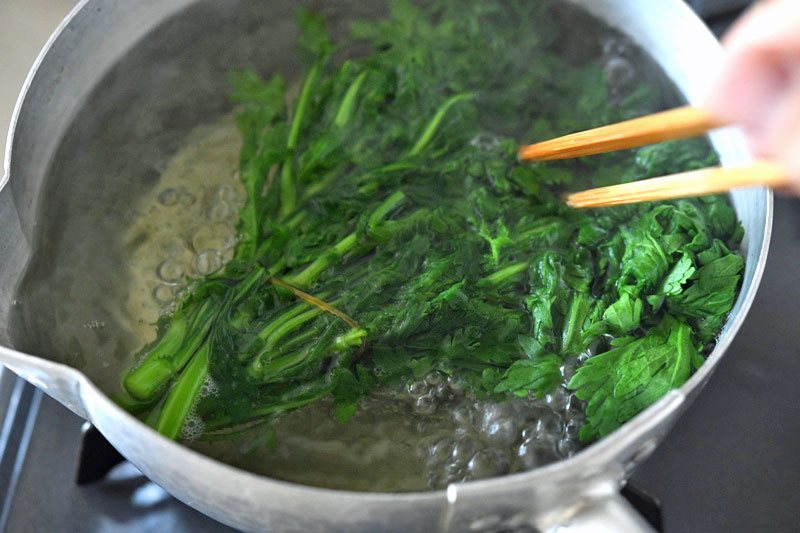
[{"xmin": 0, "ymin": 1, "xmax": 771, "ymax": 531}]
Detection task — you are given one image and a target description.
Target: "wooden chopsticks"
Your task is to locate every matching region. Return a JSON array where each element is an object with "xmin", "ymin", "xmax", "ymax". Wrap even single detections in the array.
[
  {"xmin": 518, "ymin": 106, "xmax": 726, "ymax": 162},
  {"xmin": 517, "ymin": 105, "xmax": 788, "ymax": 208},
  {"xmin": 565, "ymin": 161, "xmax": 787, "ymax": 208}
]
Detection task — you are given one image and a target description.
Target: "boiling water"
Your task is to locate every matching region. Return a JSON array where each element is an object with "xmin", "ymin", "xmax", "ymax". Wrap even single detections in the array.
[
  {"xmin": 122, "ymin": 116, "xmax": 590, "ymax": 491},
  {"xmin": 123, "ymin": 115, "xmax": 244, "ymax": 344}
]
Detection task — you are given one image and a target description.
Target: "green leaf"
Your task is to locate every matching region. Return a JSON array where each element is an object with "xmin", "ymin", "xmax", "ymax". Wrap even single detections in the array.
[
  {"xmin": 331, "ymin": 366, "xmax": 375, "ymax": 422},
  {"xmin": 603, "ymin": 293, "xmax": 643, "ymax": 335},
  {"xmin": 659, "ymin": 253, "xmax": 696, "ymax": 296},
  {"xmin": 568, "ymin": 316, "xmax": 696, "ymax": 440},
  {"xmin": 493, "ymin": 355, "xmax": 562, "ymax": 397},
  {"xmin": 620, "ymin": 226, "xmax": 670, "ymax": 289},
  {"xmin": 296, "ymin": 8, "xmax": 333, "ymax": 64}
]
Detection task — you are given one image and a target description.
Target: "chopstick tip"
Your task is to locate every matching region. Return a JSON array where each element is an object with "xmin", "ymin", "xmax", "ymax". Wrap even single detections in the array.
[{"xmin": 561, "ymin": 192, "xmax": 581, "ymax": 209}]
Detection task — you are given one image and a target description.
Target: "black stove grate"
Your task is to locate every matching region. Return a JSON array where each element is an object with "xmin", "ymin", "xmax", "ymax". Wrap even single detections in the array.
[{"xmin": 0, "ymin": 376, "xmax": 41, "ymax": 531}]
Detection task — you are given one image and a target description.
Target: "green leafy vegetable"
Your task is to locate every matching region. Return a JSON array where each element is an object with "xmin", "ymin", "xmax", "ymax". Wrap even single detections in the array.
[
  {"xmin": 568, "ymin": 316, "xmax": 696, "ymax": 440},
  {"xmin": 119, "ymin": 0, "xmax": 744, "ymax": 446}
]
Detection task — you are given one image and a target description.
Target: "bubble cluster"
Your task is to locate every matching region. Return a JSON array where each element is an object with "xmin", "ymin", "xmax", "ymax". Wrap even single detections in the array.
[
  {"xmin": 200, "ymin": 374, "xmax": 219, "ymax": 397},
  {"xmin": 192, "ymin": 225, "xmax": 236, "ymax": 260},
  {"xmin": 411, "ymin": 370, "xmax": 587, "ymax": 490},
  {"xmin": 144, "ymin": 182, "xmax": 243, "ymax": 310},
  {"xmin": 180, "ymin": 411, "xmax": 205, "ymax": 442}
]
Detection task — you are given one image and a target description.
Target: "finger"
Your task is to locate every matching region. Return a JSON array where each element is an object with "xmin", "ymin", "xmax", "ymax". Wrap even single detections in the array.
[
  {"xmin": 704, "ymin": 0, "xmax": 800, "ymax": 184},
  {"xmin": 722, "ymin": 0, "xmax": 800, "ymax": 55},
  {"xmin": 706, "ymin": 0, "xmax": 800, "ymax": 127}
]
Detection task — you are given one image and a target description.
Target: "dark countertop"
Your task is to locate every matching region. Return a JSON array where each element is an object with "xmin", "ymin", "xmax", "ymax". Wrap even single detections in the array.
[{"xmin": 633, "ymin": 195, "xmax": 800, "ymax": 532}]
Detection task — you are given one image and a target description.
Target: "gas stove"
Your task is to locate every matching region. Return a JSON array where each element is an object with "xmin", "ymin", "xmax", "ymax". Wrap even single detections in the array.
[{"xmin": 4, "ymin": 1, "xmax": 796, "ymax": 531}]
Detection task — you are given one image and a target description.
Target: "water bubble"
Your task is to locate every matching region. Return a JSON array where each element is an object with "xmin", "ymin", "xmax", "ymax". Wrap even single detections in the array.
[
  {"xmin": 601, "ymin": 37, "xmax": 630, "ymax": 57},
  {"xmin": 470, "ymin": 133, "xmax": 501, "ymax": 152},
  {"xmin": 480, "ymin": 402, "xmax": 519, "ymax": 447},
  {"xmin": 164, "ymin": 240, "xmax": 188, "ymax": 259},
  {"xmin": 484, "ymin": 419, "xmax": 518, "ymax": 447},
  {"xmin": 407, "ymin": 381, "xmax": 428, "ymax": 398},
  {"xmin": 535, "ymin": 410, "xmax": 563, "ymax": 435},
  {"xmin": 441, "ymin": 462, "xmax": 466, "ymax": 485},
  {"xmin": 414, "ymin": 393, "xmax": 438, "ymax": 415},
  {"xmin": 430, "ymin": 438, "xmax": 455, "ymax": 463},
  {"xmin": 152, "ymin": 284, "xmax": 175, "ymax": 304},
  {"xmin": 451, "ymin": 405, "xmax": 474, "ymax": 427},
  {"xmin": 192, "ymin": 225, "xmax": 235, "ymax": 253},
  {"xmin": 158, "ymin": 188, "xmax": 180, "ymax": 206},
  {"xmin": 208, "ymin": 200, "xmax": 231, "ymax": 222},
  {"xmin": 425, "ymin": 373, "xmax": 442, "ymax": 386},
  {"xmin": 454, "ymin": 425, "xmax": 471, "ymax": 439},
  {"xmin": 192, "ymin": 250, "xmax": 223, "ymax": 276},
  {"xmin": 565, "ymin": 418, "xmax": 582, "ymax": 440},
  {"xmin": 562, "ymin": 358, "xmax": 581, "ymax": 381},
  {"xmin": 179, "ymin": 191, "xmax": 196, "ymax": 206},
  {"xmin": 566, "ymin": 393, "xmax": 585, "ymax": 419},
  {"xmin": 83, "ymin": 320, "xmax": 106, "ymax": 330},
  {"xmin": 432, "ymin": 383, "xmax": 450, "ymax": 400},
  {"xmin": 426, "ymin": 471, "xmax": 444, "ymax": 490},
  {"xmin": 416, "ymin": 438, "xmax": 434, "ymax": 459},
  {"xmin": 520, "ymin": 425, "xmax": 535, "ymax": 441},
  {"xmin": 216, "ymin": 184, "xmax": 239, "ymax": 205},
  {"xmin": 156, "ymin": 260, "xmax": 184, "ymax": 283},
  {"xmin": 446, "ymin": 374, "xmax": 463, "ymax": 388},
  {"xmin": 517, "ymin": 437, "xmax": 559, "ymax": 470},
  {"xmin": 558, "ymin": 438, "xmax": 578, "ymax": 458},
  {"xmin": 467, "ymin": 449, "xmax": 510, "ymax": 479},
  {"xmin": 451, "ymin": 438, "xmax": 479, "ymax": 466},
  {"xmin": 604, "ymin": 56, "xmax": 636, "ymax": 96},
  {"xmin": 544, "ymin": 387, "xmax": 568, "ymax": 411}
]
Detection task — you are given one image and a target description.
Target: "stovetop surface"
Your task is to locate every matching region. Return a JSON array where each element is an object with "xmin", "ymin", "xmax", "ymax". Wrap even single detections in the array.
[{"xmin": 4, "ymin": 1, "xmax": 799, "ymax": 531}]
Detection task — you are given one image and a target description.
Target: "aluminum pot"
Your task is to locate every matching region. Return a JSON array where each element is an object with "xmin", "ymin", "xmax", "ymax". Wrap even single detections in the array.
[{"xmin": 0, "ymin": 0, "xmax": 771, "ymax": 531}]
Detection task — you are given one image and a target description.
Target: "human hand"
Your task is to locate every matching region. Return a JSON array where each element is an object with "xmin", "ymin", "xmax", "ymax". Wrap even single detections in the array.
[{"xmin": 706, "ymin": 0, "xmax": 800, "ymax": 190}]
